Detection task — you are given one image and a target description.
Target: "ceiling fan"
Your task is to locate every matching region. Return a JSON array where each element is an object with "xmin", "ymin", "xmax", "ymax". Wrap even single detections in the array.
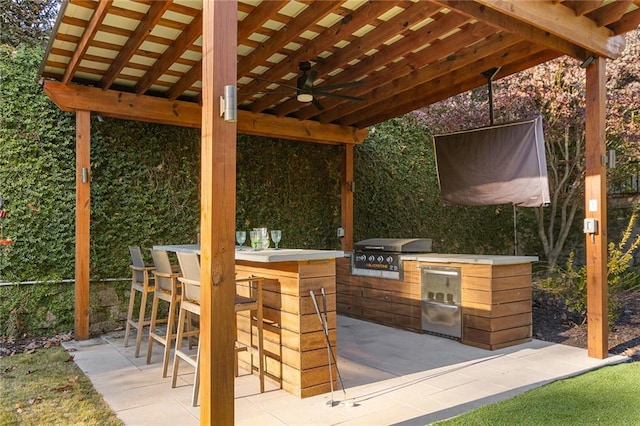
[{"xmin": 258, "ymin": 61, "xmax": 364, "ymax": 111}]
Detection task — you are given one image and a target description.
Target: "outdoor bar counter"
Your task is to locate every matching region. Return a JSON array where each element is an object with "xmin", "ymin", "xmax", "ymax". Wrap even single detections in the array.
[
  {"xmin": 154, "ymin": 245, "xmax": 343, "ymax": 398},
  {"xmin": 337, "ymin": 253, "xmax": 538, "ymax": 350}
]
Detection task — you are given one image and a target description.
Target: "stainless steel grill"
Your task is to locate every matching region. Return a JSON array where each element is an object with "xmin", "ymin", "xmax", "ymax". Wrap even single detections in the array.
[{"xmin": 352, "ymin": 238, "xmax": 433, "ymax": 280}]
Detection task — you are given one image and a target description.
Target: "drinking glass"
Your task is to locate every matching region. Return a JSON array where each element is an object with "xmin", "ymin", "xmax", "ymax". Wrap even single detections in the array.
[
  {"xmin": 254, "ymin": 227, "xmax": 269, "ymax": 250},
  {"xmin": 270, "ymin": 230, "xmax": 282, "ymax": 249},
  {"xmin": 235, "ymin": 230, "xmax": 246, "ymax": 249},
  {"xmin": 249, "ymin": 230, "xmax": 262, "ymax": 251}
]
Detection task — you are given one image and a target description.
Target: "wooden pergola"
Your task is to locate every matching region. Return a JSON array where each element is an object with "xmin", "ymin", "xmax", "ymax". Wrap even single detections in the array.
[{"xmin": 40, "ymin": 1, "xmax": 640, "ymax": 423}]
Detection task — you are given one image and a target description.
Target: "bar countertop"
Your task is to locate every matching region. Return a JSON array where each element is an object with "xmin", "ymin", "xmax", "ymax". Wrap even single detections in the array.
[{"xmin": 153, "ymin": 244, "xmax": 343, "ymax": 263}]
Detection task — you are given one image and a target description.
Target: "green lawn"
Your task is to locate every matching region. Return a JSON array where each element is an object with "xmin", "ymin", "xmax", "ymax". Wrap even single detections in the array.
[
  {"xmin": 436, "ymin": 362, "xmax": 640, "ymax": 425},
  {"xmin": 0, "ymin": 347, "xmax": 122, "ymax": 425},
  {"xmin": 1, "ymin": 346, "xmax": 638, "ymax": 425}
]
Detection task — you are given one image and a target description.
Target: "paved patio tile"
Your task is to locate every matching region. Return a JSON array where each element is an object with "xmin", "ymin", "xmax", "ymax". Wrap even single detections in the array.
[
  {"xmin": 116, "ymin": 399, "xmax": 199, "ymax": 426},
  {"xmin": 63, "ymin": 315, "xmax": 628, "ymax": 425}
]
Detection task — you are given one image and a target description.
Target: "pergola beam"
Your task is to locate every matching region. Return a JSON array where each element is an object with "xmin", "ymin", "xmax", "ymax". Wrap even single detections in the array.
[
  {"xmin": 238, "ymin": 0, "xmax": 288, "ymax": 41},
  {"xmin": 271, "ymin": 1, "xmax": 443, "ymax": 118},
  {"xmin": 100, "ymin": 1, "xmax": 173, "ymax": 90},
  {"xmin": 563, "ymin": 1, "xmax": 605, "ymax": 17},
  {"xmin": 236, "ymin": 1, "xmax": 341, "ymax": 77},
  {"xmin": 42, "ymin": 81, "xmax": 367, "ymax": 145},
  {"xmin": 447, "ymin": 0, "xmax": 626, "ymax": 59},
  {"xmin": 296, "ymin": 10, "xmax": 475, "ymax": 121},
  {"xmin": 135, "ymin": 11, "xmax": 203, "ymax": 95},
  {"xmin": 315, "ymin": 24, "xmax": 504, "ymax": 124},
  {"xmin": 352, "ymin": 50, "xmax": 559, "ymax": 126},
  {"xmin": 62, "ymin": 1, "xmax": 111, "ymax": 84},
  {"xmin": 241, "ymin": 0, "xmax": 405, "ymax": 108},
  {"xmin": 608, "ymin": 7, "xmax": 640, "ymax": 35},
  {"xmin": 586, "ymin": 0, "xmax": 632, "ymax": 28}
]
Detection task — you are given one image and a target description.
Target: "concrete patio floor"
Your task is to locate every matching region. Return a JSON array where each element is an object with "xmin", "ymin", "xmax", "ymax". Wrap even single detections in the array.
[{"xmin": 63, "ymin": 315, "xmax": 628, "ymax": 425}]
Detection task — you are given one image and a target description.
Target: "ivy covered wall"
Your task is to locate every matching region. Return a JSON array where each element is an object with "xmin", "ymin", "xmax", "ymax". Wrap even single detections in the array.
[
  {"xmin": 354, "ymin": 117, "xmax": 515, "ymax": 254},
  {"xmin": 1, "ymin": 45, "xmax": 516, "ymax": 338},
  {"xmin": 0, "ymin": 46, "xmax": 347, "ymax": 336}
]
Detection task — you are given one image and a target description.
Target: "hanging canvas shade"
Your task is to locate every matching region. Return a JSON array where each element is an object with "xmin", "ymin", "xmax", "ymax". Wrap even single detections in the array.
[{"xmin": 434, "ymin": 116, "xmax": 550, "ymax": 207}]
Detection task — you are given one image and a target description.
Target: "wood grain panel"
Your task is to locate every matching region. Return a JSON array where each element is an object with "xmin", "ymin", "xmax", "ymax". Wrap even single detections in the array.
[
  {"xmin": 262, "ymin": 308, "xmax": 336, "ymax": 335},
  {"xmin": 463, "ymin": 312, "xmax": 532, "ymax": 332},
  {"xmin": 460, "ymin": 262, "xmax": 532, "ymax": 278},
  {"xmin": 282, "ymin": 362, "xmax": 336, "ymax": 389},
  {"xmin": 463, "ymin": 300, "xmax": 531, "ymax": 318},
  {"xmin": 337, "ymin": 302, "xmax": 363, "ymax": 318},
  {"xmin": 281, "ymin": 329, "xmax": 336, "ymax": 352},
  {"xmin": 282, "ymin": 346, "xmax": 334, "ymax": 371},
  {"xmin": 261, "ymin": 290, "xmax": 336, "ymax": 316},
  {"xmin": 463, "ymin": 325, "xmax": 531, "ymax": 347},
  {"xmin": 462, "ymin": 287, "xmax": 531, "ymax": 304},
  {"xmin": 463, "ymin": 274, "xmax": 532, "ymax": 291}
]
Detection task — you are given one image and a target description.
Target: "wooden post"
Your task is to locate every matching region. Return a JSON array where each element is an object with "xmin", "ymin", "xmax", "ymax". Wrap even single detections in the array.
[
  {"xmin": 75, "ymin": 110, "xmax": 91, "ymax": 340},
  {"xmin": 341, "ymin": 144, "xmax": 354, "ymax": 251},
  {"xmin": 200, "ymin": 1, "xmax": 237, "ymax": 424},
  {"xmin": 584, "ymin": 57, "xmax": 608, "ymax": 359}
]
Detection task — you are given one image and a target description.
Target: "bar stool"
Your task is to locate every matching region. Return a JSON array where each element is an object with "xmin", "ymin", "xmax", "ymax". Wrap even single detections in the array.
[
  {"xmin": 124, "ymin": 246, "xmax": 156, "ymax": 357},
  {"xmin": 146, "ymin": 249, "xmax": 182, "ymax": 378},
  {"xmin": 171, "ymin": 251, "xmax": 202, "ymax": 406},
  {"xmin": 171, "ymin": 252, "xmax": 265, "ymax": 406},
  {"xmin": 234, "ymin": 276, "xmax": 265, "ymax": 393}
]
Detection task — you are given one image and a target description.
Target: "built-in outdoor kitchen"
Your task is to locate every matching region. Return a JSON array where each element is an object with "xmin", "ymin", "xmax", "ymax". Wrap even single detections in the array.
[{"xmin": 337, "ymin": 238, "xmax": 537, "ymax": 350}]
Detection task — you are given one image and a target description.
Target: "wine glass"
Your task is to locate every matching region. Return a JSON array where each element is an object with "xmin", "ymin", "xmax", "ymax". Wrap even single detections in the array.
[
  {"xmin": 235, "ymin": 230, "xmax": 246, "ymax": 250},
  {"xmin": 249, "ymin": 230, "xmax": 261, "ymax": 251},
  {"xmin": 270, "ymin": 230, "xmax": 282, "ymax": 250}
]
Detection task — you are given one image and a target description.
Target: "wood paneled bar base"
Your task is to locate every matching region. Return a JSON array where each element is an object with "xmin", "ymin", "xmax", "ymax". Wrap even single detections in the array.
[
  {"xmin": 337, "ymin": 253, "xmax": 538, "ymax": 350},
  {"xmin": 234, "ymin": 249, "xmax": 342, "ymax": 398}
]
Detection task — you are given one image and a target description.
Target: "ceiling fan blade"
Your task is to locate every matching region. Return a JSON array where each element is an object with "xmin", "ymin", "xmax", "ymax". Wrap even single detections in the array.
[
  {"xmin": 315, "ymin": 80, "xmax": 364, "ymax": 91},
  {"xmin": 314, "ymin": 91, "xmax": 363, "ymax": 102},
  {"xmin": 254, "ymin": 76, "xmax": 298, "ymax": 91},
  {"xmin": 303, "ymin": 69, "xmax": 318, "ymax": 89},
  {"xmin": 254, "ymin": 90, "xmax": 295, "ymax": 96},
  {"xmin": 312, "ymin": 97, "xmax": 325, "ymax": 111}
]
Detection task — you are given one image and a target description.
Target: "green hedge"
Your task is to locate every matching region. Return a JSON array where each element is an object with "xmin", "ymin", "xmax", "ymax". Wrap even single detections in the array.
[{"xmin": 1, "ymin": 45, "xmax": 517, "ymax": 338}]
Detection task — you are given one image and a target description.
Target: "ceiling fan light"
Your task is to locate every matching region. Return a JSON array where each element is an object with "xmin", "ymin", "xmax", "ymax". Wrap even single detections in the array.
[{"xmin": 297, "ymin": 93, "xmax": 313, "ymax": 103}]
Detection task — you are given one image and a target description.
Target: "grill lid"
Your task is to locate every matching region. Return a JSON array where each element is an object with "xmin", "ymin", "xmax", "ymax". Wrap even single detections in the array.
[{"xmin": 354, "ymin": 238, "xmax": 432, "ymax": 253}]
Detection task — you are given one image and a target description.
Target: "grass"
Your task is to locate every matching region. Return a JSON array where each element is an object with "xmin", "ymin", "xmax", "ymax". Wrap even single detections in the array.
[
  {"xmin": 1, "ymin": 346, "xmax": 638, "ymax": 426},
  {"xmin": 436, "ymin": 362, "xmax": 640, "ymax": 425},
  {"xmin": 0, "ymin": 346, "xmax": 122, "ymax": 425}
]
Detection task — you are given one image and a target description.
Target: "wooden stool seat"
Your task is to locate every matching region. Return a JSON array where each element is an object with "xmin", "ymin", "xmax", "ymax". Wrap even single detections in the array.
[{"xmin": 171, "ymin": 252, "xmax": 265, "ymax": 406}]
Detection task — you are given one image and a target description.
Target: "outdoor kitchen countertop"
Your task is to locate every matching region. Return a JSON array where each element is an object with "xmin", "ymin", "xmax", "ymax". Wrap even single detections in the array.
[
  {"xmin": 153, "ymin": 244, "xmax": 344, "ymax": 263},
  {"xmin": 235, "ymin": 248, "xmax": 344, "ymax": 263},
  {"xmin": 404, "ymin": 253, "xmax": 538, "ymax": 265}
]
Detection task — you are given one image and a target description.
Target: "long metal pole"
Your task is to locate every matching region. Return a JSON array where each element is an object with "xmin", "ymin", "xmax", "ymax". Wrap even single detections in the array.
[{"xmin": 482, "ymin": 67, "xmax": 518, "ymax": 254}]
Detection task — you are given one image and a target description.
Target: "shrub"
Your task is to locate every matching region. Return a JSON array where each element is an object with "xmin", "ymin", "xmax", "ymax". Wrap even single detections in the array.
[{"xmin": 539, "ymin": 203, "xmax": 640, "ymax": 325}]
